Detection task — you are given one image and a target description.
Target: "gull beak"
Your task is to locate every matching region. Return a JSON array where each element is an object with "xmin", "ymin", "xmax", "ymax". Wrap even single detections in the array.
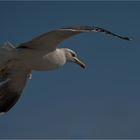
[{"xmin": 73, "ymin": 57, "xmax": 86, "ymax": 69}]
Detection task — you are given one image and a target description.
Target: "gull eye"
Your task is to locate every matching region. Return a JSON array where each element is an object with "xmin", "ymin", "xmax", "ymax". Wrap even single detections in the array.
[{"xmin": 71, "ymin": 53, "xmax": 76, "ymax": 57}]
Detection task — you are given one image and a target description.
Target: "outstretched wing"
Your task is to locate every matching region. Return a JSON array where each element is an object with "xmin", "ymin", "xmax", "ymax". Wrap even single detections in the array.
[
  {"xmin": 17, "ymin": 25, "xmax": 132, "ymax": 53},
  {"xmin": 0, "ymin": 64, "xmax": 29, "ymax": 113}
]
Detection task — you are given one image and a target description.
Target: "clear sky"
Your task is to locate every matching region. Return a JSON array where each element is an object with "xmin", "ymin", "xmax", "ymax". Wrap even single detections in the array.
[{"xmin": 0, "ymin": 1, "xmax": 140, "ymax": 139}]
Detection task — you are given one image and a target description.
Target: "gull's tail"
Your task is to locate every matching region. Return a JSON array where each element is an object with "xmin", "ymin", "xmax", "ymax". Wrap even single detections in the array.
[
  {"xmin": 0, "ymin": 41, "xmax": 16, "ymax": 66},
  {"xmin": 0, "ymin": 41, "xmax": 17, "ymax": 77}
]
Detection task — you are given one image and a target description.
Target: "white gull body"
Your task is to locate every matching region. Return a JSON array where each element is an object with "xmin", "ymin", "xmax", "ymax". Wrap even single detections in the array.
[{"xmin": 0, "ymin": 25, "xmax": 131, "ymax": 114}]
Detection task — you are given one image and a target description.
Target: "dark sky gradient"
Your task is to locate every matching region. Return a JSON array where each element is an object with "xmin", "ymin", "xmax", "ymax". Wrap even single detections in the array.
[{"xmin": 0, "ymin": 1, "xmax": 140, "ymax": 139}]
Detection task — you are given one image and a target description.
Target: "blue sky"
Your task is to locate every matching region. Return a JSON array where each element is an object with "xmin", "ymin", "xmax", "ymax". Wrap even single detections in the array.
[{"xmin": 0, "ymin": 1, "xmax": 140, "ymax": 139}]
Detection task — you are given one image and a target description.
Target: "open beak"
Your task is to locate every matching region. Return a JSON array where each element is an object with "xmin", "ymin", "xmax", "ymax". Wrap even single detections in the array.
[{"xmin": 73, "ymin": 57, "xmax": 86, "ymax": 69}]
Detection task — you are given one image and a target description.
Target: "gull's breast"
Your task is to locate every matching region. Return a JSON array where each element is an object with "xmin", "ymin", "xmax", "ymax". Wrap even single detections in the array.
[
  {"xmin": 15, "ymin": 48, "xmax": 66, "ymax": 71},
  {"xmin": 30, "ymin": 49, "xmax": 66, "ymax": 71}
]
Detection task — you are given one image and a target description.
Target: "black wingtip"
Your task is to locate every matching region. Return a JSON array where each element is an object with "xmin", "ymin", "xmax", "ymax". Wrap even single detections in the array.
[
  {"xmin": 60, "ymin": 25, "xmax": 133, "ymax": 41},
  {"xmin": 122, "ymin": 37, "xmax": 133, "ymax": 41}
]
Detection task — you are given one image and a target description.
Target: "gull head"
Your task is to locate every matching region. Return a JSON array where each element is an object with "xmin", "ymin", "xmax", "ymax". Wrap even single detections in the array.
[{"xmin": 64, "ymin": 48, "xmax": 86, "ymax": 69}]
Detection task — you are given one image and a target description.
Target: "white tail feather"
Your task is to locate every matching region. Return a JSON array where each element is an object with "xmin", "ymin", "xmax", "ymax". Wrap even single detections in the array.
[
  {"xmin": 3, "ymin": 41, "xmax": 15, "ymax": 51},
  {"xmin": 0, "ymin": 112, "xmax": 5, "ymax": 116},
  {"xmin": 0, "ymin": 41, "xmax": 16, "ymax": 68}
]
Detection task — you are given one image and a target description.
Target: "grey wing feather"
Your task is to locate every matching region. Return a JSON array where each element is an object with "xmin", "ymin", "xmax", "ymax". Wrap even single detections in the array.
[
  {"xmin": 17, "ymin": 29, "xmax": 81, "ymax": 53},
  {"xmin": 17, "ymin": 25, "xmax": 131, "ymax": 53},
  {"xmin": 0, "ymin": 67, "xmax": 29, "ymax": 113}
]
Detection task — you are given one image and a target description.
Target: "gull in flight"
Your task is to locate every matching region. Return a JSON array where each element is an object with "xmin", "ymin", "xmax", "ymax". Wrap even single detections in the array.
[{"xmin": 0, "ymin": 26, "xmax": 131, "ymax": 115}]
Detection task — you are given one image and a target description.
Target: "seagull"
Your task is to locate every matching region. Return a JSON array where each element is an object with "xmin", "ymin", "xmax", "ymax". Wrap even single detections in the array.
[{"xmin": 0, "ymin": 25, "xmax": 131, "ymax": 115}]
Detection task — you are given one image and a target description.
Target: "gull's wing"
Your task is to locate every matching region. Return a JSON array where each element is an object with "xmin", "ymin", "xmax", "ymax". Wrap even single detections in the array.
[
  {"xmin": 0, "ymin": 65, "xmax": 29, "ymax": 113},
  {"xmin": 17, "ymin": 26, "xmax": 132, "ymax": 53}
]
